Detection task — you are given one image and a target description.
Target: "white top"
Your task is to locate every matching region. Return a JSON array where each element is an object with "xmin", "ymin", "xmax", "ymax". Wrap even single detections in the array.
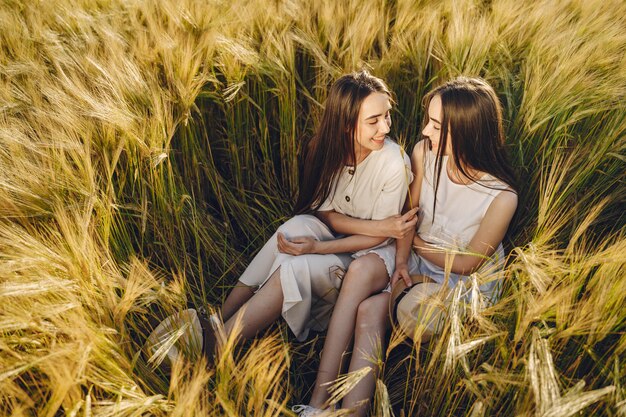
[
  {"xmin": 416, "ymin": 150, "xmax": 509, "ymax": 294},
  {"xmin": 319, "ymin": 138, "xmax": 412, "ymax": 222}
]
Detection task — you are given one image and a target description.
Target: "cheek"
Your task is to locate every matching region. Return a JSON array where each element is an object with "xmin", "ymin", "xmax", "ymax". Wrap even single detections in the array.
[{"xmin": 359, "ymin": 124, "xmax": 376, "ymax": 139}]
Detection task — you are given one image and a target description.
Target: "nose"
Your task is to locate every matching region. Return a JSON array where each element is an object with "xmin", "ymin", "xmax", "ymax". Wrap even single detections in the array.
[
  {"xmin": 422, "ymin": 123, "xmax": 432, "ymax": 137},
  {"xmin": 379, "ymin": 118, "xmax": 390, "ymax": 134}
]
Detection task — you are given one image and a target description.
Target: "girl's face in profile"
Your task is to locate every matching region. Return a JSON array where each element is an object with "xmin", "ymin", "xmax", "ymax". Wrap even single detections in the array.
[
  {"xmin": 423, "ymin": 94, "xmax": 452, "ymax": 155},
  {"xmin": 353, "ymin": 92, "xmax": 392, "ymax": 162}
]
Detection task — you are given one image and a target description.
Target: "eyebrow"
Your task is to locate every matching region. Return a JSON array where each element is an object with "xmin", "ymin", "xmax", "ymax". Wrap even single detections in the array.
[
  {"xmin": 364, "ymin": 106, "xmax": 392, "ymax": 121},
  {"xmin": 429, "ymin": 116, "xmax": 441, "ymax": 124}
]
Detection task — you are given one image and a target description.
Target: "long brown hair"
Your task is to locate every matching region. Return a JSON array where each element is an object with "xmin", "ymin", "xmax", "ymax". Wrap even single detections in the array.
[
  {"xmin": 422, "ymin": 77, "xmax": 518, "ymax": 215},
  {"xmin": 293, "ymin": 70, "xmax": 391, "ymax": 214}
]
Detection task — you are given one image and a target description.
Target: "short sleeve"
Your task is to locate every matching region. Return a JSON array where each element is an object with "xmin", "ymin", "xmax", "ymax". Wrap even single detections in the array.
[{"xmin": 370, "ymin": 150, "xmax": 413, "ymax": 220}]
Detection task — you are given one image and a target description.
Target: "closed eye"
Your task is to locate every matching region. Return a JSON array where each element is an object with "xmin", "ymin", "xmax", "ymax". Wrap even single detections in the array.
[{"xmin": 370, "ymin": 112, "xmax": 391, "ymax": 125}]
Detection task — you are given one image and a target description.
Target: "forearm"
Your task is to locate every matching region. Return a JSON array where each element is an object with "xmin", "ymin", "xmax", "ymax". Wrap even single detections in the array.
[
  {"xmin": 316, "ymin": 235, "xmax": 387, "ymax": 254},
  {"xmin": 413, "ymin": 235, "xmax": 486, "ymax": 275},
  {"xmin": 395, "ymin": 228, "xmax": 415, "ymax": 267},
  {"xmin": 316, "ymin": 211, "xmax": 385, "ymax": 237}
]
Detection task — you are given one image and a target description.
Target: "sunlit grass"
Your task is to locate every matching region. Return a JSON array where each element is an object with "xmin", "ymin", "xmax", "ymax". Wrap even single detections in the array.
[{"xmin": 1, "ymin": 0, "xmax": 624, "ymax": 415}]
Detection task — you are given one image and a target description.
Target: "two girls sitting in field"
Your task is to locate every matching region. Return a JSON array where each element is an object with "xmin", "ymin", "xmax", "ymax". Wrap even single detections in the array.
[{"xmin": 149, "ymin": 71, "xmax": 517, "ymax": 417}]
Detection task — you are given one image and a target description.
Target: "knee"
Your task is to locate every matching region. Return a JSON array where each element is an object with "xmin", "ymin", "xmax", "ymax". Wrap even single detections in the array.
[
  {"xmin": 276, "ymin": 215, "xmax": 316, "ymax": 237},
  {"xmin": 356, "ymin": 297, "xmax": 388, "ymax": 330},
  {"xmin": 342, "ymin": 256, "xmax": 386, "ymax": 289}
]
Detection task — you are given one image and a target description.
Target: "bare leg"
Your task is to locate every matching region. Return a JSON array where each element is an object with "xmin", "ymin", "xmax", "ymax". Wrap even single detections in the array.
[
  {"xmin": 221, "ymin": 283, "xmax": 255, "ymax": 322},
  {"xmin": 223, "ymin": 267, "xmax": 284, "ymax": 340},
  {"xmin": 309, "ymin": 254, "xmax": 388, "ymax": 409},
  {"xmin": 341, "ymin": 292, "xmax": 390, "ymax": 417}
]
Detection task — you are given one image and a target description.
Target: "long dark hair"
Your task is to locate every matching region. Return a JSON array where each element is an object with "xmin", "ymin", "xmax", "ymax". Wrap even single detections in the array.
[
  {"xmin": 422, "ymin": 77, "xmax": 518, "ymax": 215},
  {"xmin": 293, "ymin": 70, "xmax": 391, "ymax": 214}
]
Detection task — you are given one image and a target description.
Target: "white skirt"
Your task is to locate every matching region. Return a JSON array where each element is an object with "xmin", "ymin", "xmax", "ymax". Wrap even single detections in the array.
[{"xmin": 239, "ymin": 215, "xmax": 353, "ymax": 341}]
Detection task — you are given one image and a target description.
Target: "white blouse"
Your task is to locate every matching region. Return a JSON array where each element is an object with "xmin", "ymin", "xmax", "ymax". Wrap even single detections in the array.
[
  {"xmin": 416, "ymin": 150, "xmax": 509, "ymax": 294},
  {"xmin": 318, "ymin": 138, "xmax": 413, "ymax": 222}
]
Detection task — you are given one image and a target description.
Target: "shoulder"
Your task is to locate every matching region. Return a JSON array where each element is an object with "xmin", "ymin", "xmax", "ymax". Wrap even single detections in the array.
[
  {"xmin": 479, "ymin": 189, "xmax": 517, "ymax": 234},
  {"xmin": 410, "ymin": 140, "xmax": 431, "ymax": 174},
  {"xmin": 410, "ymin": 140, "xmax": 428, "ymax": 164},
  {"xmin": 490, "ymin": 189, "xmax": 518, "ymax": 214},
  {"xmin": 378, "ymin": 138, "xmax": 403, "ymax": 157},
  {"xmin": 477, "ymin": 174, "xmax": 516, "ymax": 195}
]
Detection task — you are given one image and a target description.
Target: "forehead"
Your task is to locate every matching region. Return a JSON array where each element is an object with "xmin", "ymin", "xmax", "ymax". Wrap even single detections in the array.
[
  {"xmin": 359, "ymin": 92, "xmax": 391, "ymax": 117},
  {"xmin": 428, "ymin": 94, "xmax": 442, "ymax": 117}
]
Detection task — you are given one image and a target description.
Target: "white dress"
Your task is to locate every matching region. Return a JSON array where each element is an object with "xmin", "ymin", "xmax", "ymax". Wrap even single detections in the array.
[
  {"xmin": 409, "ymin": 150, "xmax": 510, "ymax": 297},
  {"xmin": 239, "ymin": 138, "xmax": 411, "ymax": 340}
]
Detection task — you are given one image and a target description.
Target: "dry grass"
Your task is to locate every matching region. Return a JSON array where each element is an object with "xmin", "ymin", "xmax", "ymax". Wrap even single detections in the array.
[{"xmin": 0, "ymin": 0, "xmax": 624, "ymax": 415}]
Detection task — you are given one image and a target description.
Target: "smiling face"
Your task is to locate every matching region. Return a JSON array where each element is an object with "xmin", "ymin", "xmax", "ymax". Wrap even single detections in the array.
[
  {"xmin": 422, "ymin": 94, "xmax": 452, "ymax": 156},
  {"xmin": 353, "ymin": 92, "xmax": 392, "ymax": 162}
]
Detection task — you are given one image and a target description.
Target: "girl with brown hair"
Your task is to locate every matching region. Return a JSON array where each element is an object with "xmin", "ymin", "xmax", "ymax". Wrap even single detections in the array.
[
  {"xmin": 148, "ymin": 70, "xmax": 416, "ymax": 367},
  {"xmin": 294, "ymin": 76, "xmax": 518, "ymax": 416}
]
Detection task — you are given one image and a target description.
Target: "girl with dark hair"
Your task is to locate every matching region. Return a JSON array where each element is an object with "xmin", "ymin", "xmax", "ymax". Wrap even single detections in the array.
[
  {"xmin": 214, "ymin": 71, "xmax": 415, "ymax": 347},
  {"xmin": 293, "ymin": 77, "xmax": 518, "ymax": 416},
  {"xmin": 147, "ymin": 71, "xmax": 417, "ymax": 367}
]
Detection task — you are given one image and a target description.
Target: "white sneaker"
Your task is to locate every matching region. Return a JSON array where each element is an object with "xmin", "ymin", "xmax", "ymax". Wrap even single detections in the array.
[{"xmin": 291, "ymin": 405, "xmax": 326, "ymax": 416}]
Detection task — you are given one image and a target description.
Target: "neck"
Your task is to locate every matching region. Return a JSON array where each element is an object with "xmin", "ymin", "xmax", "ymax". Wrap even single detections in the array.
[
  {"xmin": 353, "ymin": 148, "xmax": 372, "ymax": 165},
  {"xmin": 446, "ymin": 157, "xmax": 480, "ymax": 184}
]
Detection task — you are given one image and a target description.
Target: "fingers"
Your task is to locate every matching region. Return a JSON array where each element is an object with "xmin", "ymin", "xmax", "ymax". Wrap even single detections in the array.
[
  {"xmin": 401, "ymin": 272, "xmax": 412, "ymax": 288},
  {"xmin": 277, "ymin": 232, "xmax": 288, "ymax": 248},
  {"xmin": 390, "ymin": 272, "xmax": 400, "ymax": 286},
  {"xmin": 277, "ymin": 232, "xmax": 296, "ymax": 254},
  {"xmin": 276, "ymin": 232, "xmax": 288, "ymax": 253},
  {"xmin": 404, "ymin": 215, "xmax": 418, "ymax": 230},
  {"xmin": 392, "ymin": 265, "xmax": 411, "ymax": 288},
  {"xmin": 401, "ymin": 206, "xmax": 419, "ymax": 221},
  {"xmin": 290, "ymin": 237, "xmax": 309, "ymax": 244},
  {"xmin": 394, "ymin": 215, "xmax": 418, "ymax": 239},
  {"xmin": 389, "ymin": 207, "xmax": 419, "ymax": 239},
  {"xmin": 392, "ymin": 265, "xmax": 412, "ymax": 288},
  {"xmin": 277, "ymin": 233, "xmax": 309, "ymax": 255}
]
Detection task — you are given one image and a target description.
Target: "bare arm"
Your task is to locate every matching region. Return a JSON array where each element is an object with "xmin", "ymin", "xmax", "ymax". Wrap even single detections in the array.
[
  {"xmin": 316, "ymin": 208, "xmax": 418, "ymax": 239},
  {"xmin": 316, "ymin": 148, "xmax": 417, "ymax": 239},
  {"xmin": 277, "ymin": 232, "xmax": 387, "ymax": 255},
  {"xmin": 392, "ymin": 142, "xmax": 425, "ymax": 286},
  {"xmin": 413, "ymin": 190, "xmax": 518, "ymax": 275}
]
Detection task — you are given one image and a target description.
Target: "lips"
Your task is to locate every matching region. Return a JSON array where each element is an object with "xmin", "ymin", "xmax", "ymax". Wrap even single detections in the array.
[{"xmin": 371, "ymin": 137, "xmax": 385, "ymax": 144}]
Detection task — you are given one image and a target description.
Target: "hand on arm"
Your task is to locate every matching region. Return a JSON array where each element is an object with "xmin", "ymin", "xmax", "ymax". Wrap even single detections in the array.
[
  {"xmin": 413, "ymin": 190, "xmax": 518, "ymax": 275},
  {"xmin": 316, "ymin": 148, "xmax": 415, "ymax": 239},
  {"xmin": 316, "ymin": 208, "xmax": 418, "ymax": 239},
  {"xmin": 391, "ymin": 142, "xmax": 425, "ymax": 288},
  {"xmin": 391, "ymin": 232, "xmax": 414, "ymax": 287}
]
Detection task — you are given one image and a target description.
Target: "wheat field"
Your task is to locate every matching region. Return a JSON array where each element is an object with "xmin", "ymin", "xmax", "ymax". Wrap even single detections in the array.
[{"xmin": 0, "ymin": 0, "xmax": 624, "ymax": 416}]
